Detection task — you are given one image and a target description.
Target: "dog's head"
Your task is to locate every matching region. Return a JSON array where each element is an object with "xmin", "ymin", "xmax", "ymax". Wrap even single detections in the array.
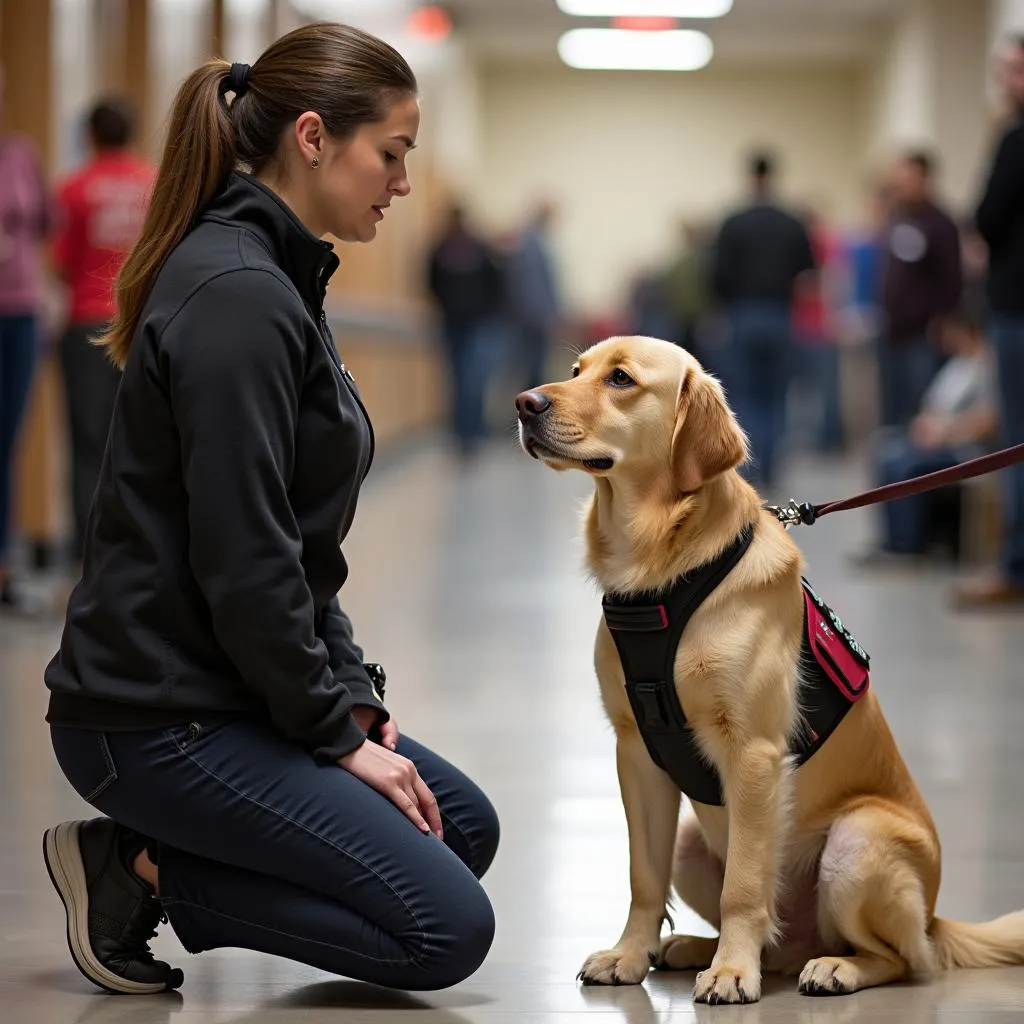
[{"xmin": 516, "ymin": 336, "xmax": 747, "ymax": 494}]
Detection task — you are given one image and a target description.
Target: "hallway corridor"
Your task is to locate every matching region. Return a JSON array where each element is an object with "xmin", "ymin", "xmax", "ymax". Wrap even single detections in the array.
[{"xmin": 3, "ymin": 440, "xmax": 1024, "ymax": 1022}]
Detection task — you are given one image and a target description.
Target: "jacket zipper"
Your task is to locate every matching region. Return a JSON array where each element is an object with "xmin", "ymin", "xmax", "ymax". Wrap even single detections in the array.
[{"xmin": 319, "ymin": 309, "xmax": 376, "ymax": 478}]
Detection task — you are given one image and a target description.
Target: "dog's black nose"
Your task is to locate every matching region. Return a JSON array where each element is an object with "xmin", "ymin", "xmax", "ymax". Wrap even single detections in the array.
[{"xmin": 515, "ymin": 390, "xmax": 552, "ymax": 420}]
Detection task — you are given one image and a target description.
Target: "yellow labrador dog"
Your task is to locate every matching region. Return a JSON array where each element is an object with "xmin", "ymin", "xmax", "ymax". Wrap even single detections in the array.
[{"xmin": 515, "ymin": 335, "xmax": 1024, "ymax": 1004}]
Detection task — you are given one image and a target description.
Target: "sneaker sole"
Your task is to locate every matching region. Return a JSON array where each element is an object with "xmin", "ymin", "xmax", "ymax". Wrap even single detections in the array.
[{"xmin": 43, "ymin": 820, "xmax": 174, "ymax": 995}]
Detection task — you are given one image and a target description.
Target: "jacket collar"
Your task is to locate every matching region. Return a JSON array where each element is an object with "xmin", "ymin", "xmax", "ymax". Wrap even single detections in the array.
[{"xmin": 202, "ymin": 172, "xmax": 340, "ymax": 310}]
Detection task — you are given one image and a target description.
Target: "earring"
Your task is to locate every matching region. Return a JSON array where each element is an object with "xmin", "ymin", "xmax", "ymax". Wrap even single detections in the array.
[{"xmin": 311, "ymin": 156, "xmax": 319, "ymax": 169}]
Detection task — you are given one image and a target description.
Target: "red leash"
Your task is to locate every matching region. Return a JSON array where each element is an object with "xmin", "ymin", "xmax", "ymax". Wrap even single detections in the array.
[{"xmin": 763, "ymin": 442, "xmax": 1024, "ymax": 528}]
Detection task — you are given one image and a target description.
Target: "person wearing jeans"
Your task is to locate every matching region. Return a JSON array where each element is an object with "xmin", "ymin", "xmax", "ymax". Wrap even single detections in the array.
[
  {"xmin": 877, "ymin": 151, "xmax": 962, "ymax": 429},
  {"xmin": 711, "ymin": 151, "xmax": 816, "ymax": 491},
  {"xmin": 853, "ymin": 300, "xmax": 996, "ymax": 565},
  {"xmin": 426, "ymin": 205, "xmax": 505, "ymax": 458},
  {"xmin": 42, "ymin": 25, "xmax": 497, "ymax": 997},
  {"xmin": 955, "ymin": 34, "xmax": 1024, "ymax": 607},
  {"xmin": 0, "ymin": 131, "xmax": 52, "ymax": 612},
  {"xmin": 725, "ymin": 302, "xmax": 793, "ymax": 490},
  {"xmin": 48, "ymin": 720, "xmax": 497, "ymax": 992}
]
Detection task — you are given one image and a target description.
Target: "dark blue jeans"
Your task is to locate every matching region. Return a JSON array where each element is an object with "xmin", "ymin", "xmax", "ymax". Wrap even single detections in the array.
[
  {"xmin": 725, "ymin": 303, "xmax": 793, "ymax": 490},
  {"xmin": 443, "ymin": 319, "xmax": 501, "ymax": 450},
  {"xmin": 992, "ymin": 317, "xmax": 1024, "ymax": 587},
  {"xmin": 877, "ymin": 335, "xmax": 942, "ymax": 429},
  {"xmin": 0, "ymin": 314, "xmax": 39, "ymax": 563},
  {"xmin": 875, "ymin": 437, "xmax": 962, "ymax": 553},
  {"xmin": 50, "ymin": 718, "xmax": 499, "ymax": 990}
]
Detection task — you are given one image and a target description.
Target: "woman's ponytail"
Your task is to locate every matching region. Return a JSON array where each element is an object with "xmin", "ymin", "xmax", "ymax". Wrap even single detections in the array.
[
  {"xmin": 97, "ymin": 23, "xmax": 417, "ymax": 369},
  {"xmin": 98, "ymin": 60, "xmax": 236, "ymax": 368}
]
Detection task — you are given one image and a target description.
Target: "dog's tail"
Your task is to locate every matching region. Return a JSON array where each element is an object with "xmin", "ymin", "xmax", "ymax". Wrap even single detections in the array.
[{"xmin": 929, "ymin": 912, "xmax": 1024, "ymax": 969}]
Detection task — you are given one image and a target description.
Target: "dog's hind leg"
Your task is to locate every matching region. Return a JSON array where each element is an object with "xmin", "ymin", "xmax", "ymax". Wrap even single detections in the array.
[
  {"xmin": 799, "ymin": 805, "xmax": 939, "ymax": 997},
  {"xmin": 656, "ymin": 812, "xmax": 723, "ymax": 970}
]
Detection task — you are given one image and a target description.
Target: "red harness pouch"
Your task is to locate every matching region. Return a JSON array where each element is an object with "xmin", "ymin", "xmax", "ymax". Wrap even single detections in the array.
[{"xmin": 801, "ymin": 579, "xmax": 870, "ymax": 703}]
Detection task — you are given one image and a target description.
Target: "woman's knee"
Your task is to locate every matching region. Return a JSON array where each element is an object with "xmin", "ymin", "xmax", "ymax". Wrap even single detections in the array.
[{"xmin": 405, "ymin": 881, "xmax": 496, "ymax": 991}]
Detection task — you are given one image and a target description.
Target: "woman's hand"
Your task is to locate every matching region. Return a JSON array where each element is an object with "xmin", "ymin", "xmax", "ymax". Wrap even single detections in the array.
[
  {"xmin": 351, "ymin": 705, "xmax": 400, "ymax": 750},
  {"xmin": 379, "ymin": 718, "xmax": 399, "ymax": 750},
  {"xmin": 338, "ymin": 741, "xmax": 443, "ymax": 839}
]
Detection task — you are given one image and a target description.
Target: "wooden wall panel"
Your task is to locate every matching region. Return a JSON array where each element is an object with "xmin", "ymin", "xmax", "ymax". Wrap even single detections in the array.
[{"xmin": 1, "ymin": 0, "xmax": 59, "ymax": 553}]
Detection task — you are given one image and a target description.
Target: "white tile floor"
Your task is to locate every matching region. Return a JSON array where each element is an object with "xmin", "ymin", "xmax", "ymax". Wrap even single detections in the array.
[{"xmin": 3, "ymin": 439, "xmax": 1024, "ymax": 1021}]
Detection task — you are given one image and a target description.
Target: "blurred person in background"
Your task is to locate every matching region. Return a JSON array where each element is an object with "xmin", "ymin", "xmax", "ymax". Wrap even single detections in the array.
[
  {"xmin": 426, "ymin": 204, "xmax": 505, "ymax": 459},
  {"xmin": 661, "ymin": 217, "xmax": 712, "ymax": 365},
  {"xmin": 955, "ymin": 35, "xmax": 1024, "ymax": 608},
  {"xmin": 627, "ymin": 264, "xmax": 676, "ymax": 341},
  {"xmin": 40, "ymin": 23, "xmax": 497, "ymax": 997},
  {"xmin": 52, "ymin": 98, "xmax": 155, "ymax": 567},
  {"xmin": 506, "ymin": 198, "xmax": 562, "ymax": 390},
  {"xmin": 0, "ymin": 64, "xmax": 55, "ymax": 613},
  {"xmin": 854, "ymin": 295, "xmax": 997, "ymax": 566},
  {"xmin": 711, "ymin": 150, "xmax": 816, "ymax": 491},
  {"xmin": 791, "ymin": 207, "xmax": 843, "ymax": 453},
  {"xmin": 833, "ymin": 180, "xmax": 889, "ymax": 349},
  {"xmin": 877, "ymin": 150, "xmax": 961, "ymax": 428}
]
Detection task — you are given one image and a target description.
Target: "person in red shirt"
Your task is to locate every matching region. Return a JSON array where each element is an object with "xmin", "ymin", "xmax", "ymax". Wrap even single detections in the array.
[{"xmin": 52, "ymin": 98, "xmax": 154, "ymax": 562}]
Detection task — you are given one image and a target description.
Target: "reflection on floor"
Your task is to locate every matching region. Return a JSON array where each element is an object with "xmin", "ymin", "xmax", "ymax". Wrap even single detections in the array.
[{"xmin": 3, "ymin": 438, "xmax": 1024, "ymax": 1022}]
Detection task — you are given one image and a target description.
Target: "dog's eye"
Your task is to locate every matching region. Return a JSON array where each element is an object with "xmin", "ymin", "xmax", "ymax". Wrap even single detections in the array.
[
  {"xmin": 608, "ymin": 368, "xmax": 635, "ymax": 388},
  {"xmin": 571, "ymin": 365, "xmax": 581, "ymax": 378}
]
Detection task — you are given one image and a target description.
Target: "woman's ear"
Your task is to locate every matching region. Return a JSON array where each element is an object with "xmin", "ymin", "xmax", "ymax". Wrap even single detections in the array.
[
  {"xmin": 670, "ymin": 369, "xmax": 748, "ymax": 494},
  {"xmin": 294, "ymin": 111, "xmax": 325, "ymax": 164}
]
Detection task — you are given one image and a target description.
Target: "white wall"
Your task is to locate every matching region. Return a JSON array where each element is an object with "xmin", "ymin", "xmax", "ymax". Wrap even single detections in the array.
[
  {"xmin": 225, "ymin": 0, "xmax": 271, "ymax": 63},
  {"xmin": 468, "ymin": 62, "xmax": 869, "ymax": 317},
  {"xmin": 53, "ymin": 0, "xmax": 100, "ymax": 174},
  {"xmin": 991, "ymin": 0, "xmax": 1024, "ymax": 44},
  {"xmin": 866, "ymin": 0, "xmax": 935, "ymax": 161},
  {"xmin": 866, "ymin": 0, "xmax": 992, "ymax": 209},
  {"xmin": 150, "ymin": 0, "xmax": 210, "ymax": 147},
  {"xmin": 933, "ymin": 0, "xmax": 991, "ymax": 209}
]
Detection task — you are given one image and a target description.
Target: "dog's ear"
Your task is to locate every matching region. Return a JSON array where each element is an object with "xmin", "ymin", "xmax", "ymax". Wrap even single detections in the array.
[{"xmin": 670, "ymin": 369, "xmax": 748, "ymax": 493}]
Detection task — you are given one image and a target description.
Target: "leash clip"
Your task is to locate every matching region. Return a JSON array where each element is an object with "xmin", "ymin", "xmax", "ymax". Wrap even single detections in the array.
[{"xmin": 762, "ymin": 499, "xmax": 817, "ymax": 528}]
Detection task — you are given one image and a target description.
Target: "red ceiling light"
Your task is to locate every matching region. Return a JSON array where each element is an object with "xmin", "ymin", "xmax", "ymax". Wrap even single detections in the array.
[
  {"xmin": 611, "ymin": 15, "xmax": 678, "ymax": 31},
  {"xmin": 407, "ymin": 5, "xmax": 453, "ymax": 41}
]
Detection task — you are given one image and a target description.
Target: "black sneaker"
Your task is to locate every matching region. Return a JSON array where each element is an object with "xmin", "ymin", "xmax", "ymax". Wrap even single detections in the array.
[{"xmin": 43, "ymin": 818, "xmax": 184, "ymax": 994}]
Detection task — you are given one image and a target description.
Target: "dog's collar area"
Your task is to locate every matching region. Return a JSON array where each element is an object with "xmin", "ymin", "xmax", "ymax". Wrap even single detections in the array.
[{"xmin": 601, "ymin": 521, "xmax": 870, "ymax": 807}]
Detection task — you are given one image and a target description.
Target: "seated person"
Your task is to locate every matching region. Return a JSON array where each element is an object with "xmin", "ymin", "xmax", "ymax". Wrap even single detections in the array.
[{"xmin": 856, "ymin": 299, "xmax": 997, "ymax": 563}]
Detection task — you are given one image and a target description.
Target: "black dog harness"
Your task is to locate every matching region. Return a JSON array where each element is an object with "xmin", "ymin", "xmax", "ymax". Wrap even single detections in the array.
[{"xmin": 602, "ymin": 522, "xmax": 870, "ymax": 806}]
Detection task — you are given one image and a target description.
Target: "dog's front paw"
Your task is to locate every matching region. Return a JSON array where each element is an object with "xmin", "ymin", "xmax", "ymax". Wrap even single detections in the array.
[
  {"xmin": 577, "ymin": 944, "xmax": 656, "ymax": 986},
  {"xmin": 694, "ymin": 963, "xmax": 762, "ymax": 1004}
]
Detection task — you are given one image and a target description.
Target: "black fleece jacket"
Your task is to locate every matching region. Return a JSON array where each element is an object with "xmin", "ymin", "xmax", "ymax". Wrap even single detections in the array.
[{"xmin": 45, "ymin": 173, "xmax": 385, "ymax": 763}]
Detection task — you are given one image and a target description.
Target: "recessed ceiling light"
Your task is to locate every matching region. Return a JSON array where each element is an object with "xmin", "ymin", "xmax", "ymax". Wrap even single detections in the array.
[
  {"xmin": 291, "ymin": 0, "xmax": 412, "ymax": 19},
  {"xmin": 557, "ymin": 27, "xmax": 714, "ymax": 70},
  {"xmin": 556, "ymin": 0, "xmax": 732, "ymax": 18}
]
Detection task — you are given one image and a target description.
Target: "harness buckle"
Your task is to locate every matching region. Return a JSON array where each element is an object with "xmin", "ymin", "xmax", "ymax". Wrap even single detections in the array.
[
  {"xmin": 762, "ymin": 499, "xmax": 816, "ymax": 528},
  {"xmin": 630, "ymin": 680, "xmax": 674, "ymax": 730}
]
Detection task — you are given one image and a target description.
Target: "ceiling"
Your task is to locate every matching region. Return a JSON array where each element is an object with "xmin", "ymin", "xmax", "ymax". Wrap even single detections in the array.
[{"xmin": 445, "ymin": 0, "xmax": 903, "ymax": 67}]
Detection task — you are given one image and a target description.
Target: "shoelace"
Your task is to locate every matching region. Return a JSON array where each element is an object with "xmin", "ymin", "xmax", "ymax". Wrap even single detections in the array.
[{"xmin": 120, "ymin": 896, "xmax": 166, "ymax": 965}]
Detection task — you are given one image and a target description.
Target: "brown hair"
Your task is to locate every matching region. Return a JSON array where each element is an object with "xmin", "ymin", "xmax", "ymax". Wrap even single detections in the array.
[{"xmin": 99, "ymin": 22, "xmax": 417, "ymax": 368}]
